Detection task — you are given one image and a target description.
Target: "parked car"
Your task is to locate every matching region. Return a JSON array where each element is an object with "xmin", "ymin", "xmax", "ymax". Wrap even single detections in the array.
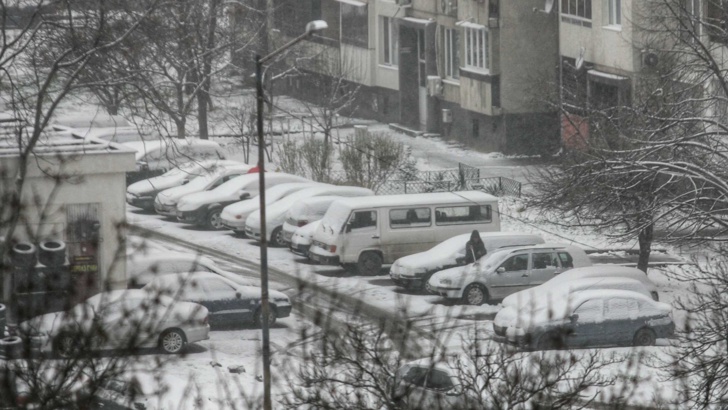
[
  {"xmin": 389, "ymin": 232, "xmax": 544, "ymax": 291},
  {"xmin": 289, "ymin": 220, "xmax": 321, "ymax": 256},
  {"xmin": 308, "ymin": 191, "xmax": 500, "ymax": 275},
  {"xmin": 502, "ymin": 266, "xmax": 660, "ymax": 311},
  {"xmin": 20, "ymin": 289, "xmax": 209, "ymax": 356},
  {"xmin": 220, "ymin": 182, "xmax": 321, "ymax": 235},
  {"xmin": 392, "ymin": 359, "xmax": 466, "ymax": 410},
  {"xmin": 126, "ymin": 251, "xmax": 254, "ymax": 289},
  {"xmin": 123, "ymin": 138, "xmax": 227, "ymax": 184},
  {"xmin": 144, "ymin": 272, "xmax": 292, "ymax": 327},
  {"xmin": 427, "ymin": 244, "xmax": 591, "ymax": 305},
  {"xmin": 153, "ymin": 163, "xmax": 253, "ymax": 218},
  {"xmin": 175, "ymin": 172, "xmax": 309, "ymax": 229},
  {"xmin": 245, "ymin": 185, "xmax": 375, "ymax": 247},
  {"xmin": 126, "ymin": 160, "xmax": 244, "ymax": 211},
  {"xmin": 281, "ymin": 194, "xmax": 375, "ymax": 247},
  {"xmin": 493, "ymin": 289, "xmax": 675, "ymax": 350}
]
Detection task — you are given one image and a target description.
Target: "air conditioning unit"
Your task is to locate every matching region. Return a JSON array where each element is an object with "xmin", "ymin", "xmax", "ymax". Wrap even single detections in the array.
[
  {"xmin": 427, "ymin": 76, "xmax": 443, "ymax": 97},
  {"xmin": 488, "ymin": 17, "xmax": 499, "ymax": 28},
  {"xmin": 642, "ymin": 50, "xmax": 659, "ymax": 69},
  {"xmin": 442, "ymin": 109, "xmax": 453, "ymax": 123},
  {"xmin": 396, "ymin": 0, "xmax": 412, "ymax": 6}
]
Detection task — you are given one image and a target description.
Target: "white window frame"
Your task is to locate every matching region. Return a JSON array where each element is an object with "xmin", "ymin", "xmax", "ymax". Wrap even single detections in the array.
[
  {"xmin": 443, "ymin": 27, "xmax": 459, "ymax": 80},
  {"xmin": 461, "ymin": 23, "xmax": 488, "ymax": 73},
  {"xmin": 608, "ymin": 0, "xmax": 621, "ymax": 26},
  {"xmin": 380, "ymin": 16, "xmax": 399, "ymax": 67}
]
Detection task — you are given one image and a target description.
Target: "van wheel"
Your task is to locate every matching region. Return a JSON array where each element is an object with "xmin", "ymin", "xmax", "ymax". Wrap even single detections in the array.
[
  {"xmin": 633, "ymin": 328, "xmax": 656, "ymax": 346},
  {"xmin": 357, "ymin": 252, "xmax": 383, "ymax": 276},
  {"xmin": 270, "ymin": 227, "xmax": 285, "ymax": 247},
  {"xmin": 462, "ymin": 284, "xmax": 488, "ymax": 305},
  {"xmin": 206, "ymin": 209, "xmax": 224, "ymax": 230}
]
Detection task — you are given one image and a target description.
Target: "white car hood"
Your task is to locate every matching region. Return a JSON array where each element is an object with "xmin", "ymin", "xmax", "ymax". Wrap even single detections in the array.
[
  {"xmin": 128, "ymin": 175, "xmax": 185, "ymax": 196},
  {"xmin": 178, "ymin": 190, "xmax": 234, "ymax": 212},
  {"xmin": 429, "ymin": 265, "xmax": 469, "ymax": 287},
  {"xmin": 157, "ymin": 182, "xmax": 210, "ymax": 205}
]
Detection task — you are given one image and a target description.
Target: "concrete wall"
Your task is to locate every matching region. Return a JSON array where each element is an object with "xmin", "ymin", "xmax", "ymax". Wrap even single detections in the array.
[{"xmin": 2, "ymin": 148, "xmax": 135, "ymax": 291}]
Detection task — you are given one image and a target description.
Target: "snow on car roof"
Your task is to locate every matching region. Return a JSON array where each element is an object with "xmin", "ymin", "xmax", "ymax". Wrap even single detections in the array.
[
  {"xmin": 326, "ymin": 191, "xmax": 497, "ymax": 210},
  {"xmin": 503, "ymin": 276, "xmax": 649, "ymax": 308},
  {"xmin": 549, "ymin": 265, "xmax": 648, "ymax": 284}
]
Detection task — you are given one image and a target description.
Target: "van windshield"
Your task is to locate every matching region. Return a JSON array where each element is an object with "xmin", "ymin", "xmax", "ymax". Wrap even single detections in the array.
[{"xmin": 321, "ymin": 203, "xmax": 352, "ymax": 234}]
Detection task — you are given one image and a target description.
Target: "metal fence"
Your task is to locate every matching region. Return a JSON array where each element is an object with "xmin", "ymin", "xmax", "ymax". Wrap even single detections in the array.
[{"xmin": 321, "ymin": 165, "xmax": 522, "ymax": 197}]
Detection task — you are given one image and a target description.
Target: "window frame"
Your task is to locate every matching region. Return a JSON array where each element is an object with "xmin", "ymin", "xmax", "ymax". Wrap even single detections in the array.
[
  {"xmin": 462, "ymin": 24, "xmax": 489, "ymax": 73},
  {"xmin": 607, "ymin": 0, "xmax": 621, "ymax": 26},
  {"xmin": 560, "ymin": 0, "xmax": 592, "ymax": 27},
  {"xmin": 380, "ymin": 16, "xmax": 399, "ymax": 67},
  {"xmin": 388, "ymin": 207, "xmax": 432, "ymax": 229},
  {"xmin": 443, "ymin": 27, "xmax": 460, "ymax": 80},
  {"xmin": 434, "ymin": 205, "xmax": 492, "ymax": 226}
]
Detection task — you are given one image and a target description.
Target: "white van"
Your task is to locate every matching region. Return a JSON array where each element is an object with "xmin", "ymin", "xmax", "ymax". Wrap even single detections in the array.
[{"xmin": 308, "ymin": 191, "xmax": 500, "ymax": 275}]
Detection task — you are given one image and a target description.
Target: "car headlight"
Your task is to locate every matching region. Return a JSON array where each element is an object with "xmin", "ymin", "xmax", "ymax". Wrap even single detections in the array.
[{"xmin": 439, "ymin": 279, "xmax": 452, "ymax": 285}]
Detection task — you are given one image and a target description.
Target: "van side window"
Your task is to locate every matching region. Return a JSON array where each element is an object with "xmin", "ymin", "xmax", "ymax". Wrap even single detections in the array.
[
  {"xmin": 389, "ymin": 207, "xmax": 431, "ymax": 228},
  {"xmin": 557, "ymin": 252, "xmax": 574, "ymax": 268},
  {"xmin": 349, "ymin": 210, "xmax": 377, "ymax": 230},
  {"xmin": 435, "ymin": 205, "xmax": 492, "ymax": 225}
]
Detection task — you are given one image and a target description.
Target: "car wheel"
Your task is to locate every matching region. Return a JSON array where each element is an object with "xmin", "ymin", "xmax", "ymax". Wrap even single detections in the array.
[
  {"xmin": 206, "ymin": 209, "xmax": 224, "ymax": 230},
  {"xmin": 537, "ymin": 331, "xmax": 566, "ymax": 351},
  {"xmin": 159, "ymin": 329, "xmax": 187, "ymax": 354},
  {"xmin": 270, "ymin": 227, "xmax": 285, "ymax": 247},
  {"xmin": 633, "ymin": 328, "xmax": 656, "ymax": 346},
  {"xmin": 357, "ymin": 252, "xmax": 383, "ymax": 276},
  {"xmin": 254, "ymin": 307, "xmax": 277, "ymax": 327},
  {"xmin": 54, "ymin": 332, "xmax": 79, "ymax": 358},
  {"xmin": 462, "ymin": 284, "xmax": 488, "ymax": 306}
]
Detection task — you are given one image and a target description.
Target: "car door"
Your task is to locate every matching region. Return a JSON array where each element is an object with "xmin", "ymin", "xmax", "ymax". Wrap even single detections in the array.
[
  {"xmin": 528, "ymin": 251, "xmax": 562, "ymax": 287},
  {"xmin": 201, "ymin": 278, "xmax": 251, "ymax": 326},
  {"xmin": 341, "ymin": 210, "xmax": 380, "ymax": 263},
  {"xmin": 604, "ymin": 297, "xmax": 640, "ymax": 345},
  {"xmin": 486, "ymin": 252, "xmax": 531, "ymax": 299},
  {"xmin": 96, "ymin": 299, "xmax": 145, "ymax": 350},
  {"xmin": 569, "ymin": 298, "xmax": 605, "ymax": 347}
]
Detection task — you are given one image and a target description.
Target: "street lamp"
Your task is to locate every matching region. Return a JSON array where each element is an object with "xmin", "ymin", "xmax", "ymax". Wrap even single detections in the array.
[{"xmin": 255, "ymin": 19, "xmax": 327, "ymax": 410}]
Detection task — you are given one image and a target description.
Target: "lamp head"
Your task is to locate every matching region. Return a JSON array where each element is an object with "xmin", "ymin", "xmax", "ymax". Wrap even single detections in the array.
[{"xmin": 305, "ymin": 20, "xmax": 328, "ymax": 35}]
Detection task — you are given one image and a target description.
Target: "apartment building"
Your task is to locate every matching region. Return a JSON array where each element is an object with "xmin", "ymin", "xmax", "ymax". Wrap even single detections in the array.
[{"xmin": 271, "ymin": 0, "xmax": 560, "ymax": 154}]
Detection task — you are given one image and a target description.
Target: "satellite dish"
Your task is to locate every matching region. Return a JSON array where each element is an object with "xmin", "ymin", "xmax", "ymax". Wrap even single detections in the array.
[{"xmin": 544, "ymin": 0, "xmax": 554, "ymax": 13}]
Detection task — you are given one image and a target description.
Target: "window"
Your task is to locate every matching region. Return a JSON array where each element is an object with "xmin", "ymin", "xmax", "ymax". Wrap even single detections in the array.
[
  {"xmin": 681, "ymin": 0, "xmax": 701, "ymax": 42},
  {"xmin": 557, "ymin": 252, "xmax": 574, "ymax": 268},
  {"xmin": 341, "ymin": 3, "xmax": 368, "ymax": 48},
  {"xmin": 707, "ymin": 0, "xmax": 728, "ymax": 43},
  {"xmin": 389, "ymin": 207, "xmax": 431, "ymax": 228},
  {"xmin": 532, "ymin": 252, "xmax": 558, "ymax": 270},
  {"xmin": 435, "ymin": 205, "xmax": 492, "ymax": 225},
  {"xmin": 463, "ymin": 25, "xmax": 488, "ymax": 71},
  {"xmin": 381, "ymin": 16, "xmax": 399, "ymax": 66},
  {"xmin": 443, "ymin": 28, "xmax": 459, "ymax": 80},
  {"xmin": 561, "ymin": 0, "xmax": 592, "ymax": 27},
  {"xmin": 499, "ymin": 254, "xmax": 529, "ymax": 272},
  {"xmin": 607, "ymin": 0, "xmax": 621, "ymax": 26},
  {"xmin": 574, "ymin": 299, "xmax": 604, "ymax": 323},
  {"xmin": 348, "ymin": 210, "xmax": 377, "ymax": 230}
]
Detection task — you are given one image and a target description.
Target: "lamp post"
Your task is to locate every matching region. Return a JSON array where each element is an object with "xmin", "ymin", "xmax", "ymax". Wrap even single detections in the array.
[{"xmin": 255, "ymin": 19, "xmax": 327, "ymax": 410}]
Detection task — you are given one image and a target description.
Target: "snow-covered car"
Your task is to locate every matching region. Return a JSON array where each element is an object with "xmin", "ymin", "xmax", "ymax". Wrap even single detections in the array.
[
  {"xmin": 220, "ymin": 182, "xmax": 321, "ymax": 235},
  {"xmin": 123, "ymin": 138, "xmax": 227, "ymax": 184},
  {"xmin": 392, "ymin": 359, "xmax": 467, "ymax": 410},
  {"xmin": 20, "ymin": 290, "xmax": 209, "ymax": 356},
  {"xmin": 427, "ymin": 244, "xmax": 591, "ymax": 305},
  {"xmin": 175, "ymin": 172, "xmax": 309, "ymax": 229},
  {"xmin": 501, "ymin": 266, "xmax": 660, "ymax": 311},
  {"xmin": 289, "ymin": 220, "xmax": 321, "ymax": 256},
  {"xmin": 126, "ymin": 251, "xmax": 254, "ymax": 289},
  {"xmin": 127, "ymin": 160, "xmax": 245, "ymax": 211},
  {"xmin": 493, "ymin": 289, "xmax": 674, "ymax": 350},
  {"xmin": 281, "ymin": 194, "xmax": 375, "ymax": 247},
  {"xmin": 94, "ymin": 372, "xmax": 210, "ymax": 410},
  {"xmin": 389, "ymin": 232, "xmax": 544, "ymax": 291},
  {"xmin": 144, "ymin": 272, "xmax": 292, "ymax": 327},
  {"xmin": 245, "ymin": 185, "xmax": 375, "ymax": 247},
  {"xmin": 153, "ymin": 163, "xmax": 253, "ymax": 217}
]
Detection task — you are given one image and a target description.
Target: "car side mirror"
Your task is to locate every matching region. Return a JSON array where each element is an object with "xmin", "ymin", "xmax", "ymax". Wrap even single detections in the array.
[
  {"xmin": 496, "ymin": 267, "xmax": 506, "ymax": 274},
  {"xmin": 570, "ymin": 314, "xmax": 579, "ymax": 323},
  {"xmin": 235, "ymin": 292, "xmax": 241, "ymax": 299}
]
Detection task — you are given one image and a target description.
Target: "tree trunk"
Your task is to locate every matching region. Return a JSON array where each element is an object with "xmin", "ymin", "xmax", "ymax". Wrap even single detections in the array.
[
  {"xmin": 198, "ymin": 92, "xmax": 209, "ymax": 139},
  {"xmin": 637, "ymin": 222, "xmax": 653, "ymax": 273}
]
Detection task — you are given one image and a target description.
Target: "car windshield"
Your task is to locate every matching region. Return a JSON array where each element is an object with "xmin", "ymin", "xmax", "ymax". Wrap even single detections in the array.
[
  {"xmin": 184, "ymin": 173, "xmax": 217, "ymax": 190},
  {"xmin": 212, "ymin": 175, "xmax": 254, "ymax": 195}
]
